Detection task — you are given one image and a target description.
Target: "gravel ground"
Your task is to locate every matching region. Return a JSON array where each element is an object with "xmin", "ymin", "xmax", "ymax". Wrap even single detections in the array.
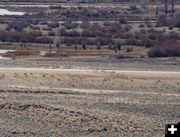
[
  {"xmin": 0, "ymin": 58, "xmax": 180, "ymax": 71},
  {"xmin": 0, "ymin": 67, "xmax": 179, "ymax": 137},
  {"xmin": 1, "ymin": 90, "xmax": 178, "ymax": 137}
]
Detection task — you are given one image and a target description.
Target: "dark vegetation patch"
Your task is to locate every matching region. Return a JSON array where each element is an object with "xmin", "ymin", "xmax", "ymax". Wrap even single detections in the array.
[{"xmin": 148, "ymin": 42, "xmax": 180, "ymax": 57}]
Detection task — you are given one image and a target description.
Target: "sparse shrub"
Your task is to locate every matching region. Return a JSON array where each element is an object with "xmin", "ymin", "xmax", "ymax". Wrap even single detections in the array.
[
  {"xmin": 126, "ymin": 47, "xmax": 133, "ymax": 52},
  {"xmin": 48, "ymin": 31, "xmax": 55, "ymax": 36},
  {"xmin": 116, "ymin": 41, "xmax": 122, "ymax": 50},
  {"xmin": 64, "ymin": 20, "xmax": 78, "ymax": 29},
  {"xmin": 8, "ymin": 21, "xmax": 29, "ymax": 32},
  {"xmin": 173, "ymin": 14, "xmax": 180, "ymax": 28},
  {"xmin": 167, "ymin": 32, "xmax": 179, "ymax": 39},
  {"xmin": 139, "ymin": 24, "xmax": 145, "ymax": 28},
  {"xmin": 157, "ymin": 14, "xmax": 169, "ymax": 26},
  {"xmin": 148, "ymin": 42, "xmax": 180, "ymax": 57},
  {"xmin": 82, "ymin": 44, "xmax": 87, "ymax": 50},
  {"xmin": 74, "ymin": 45, "xmax": 78, "ymax": 50},
  {"xmin": 35, "ymin": 36, "xmax": 53, "ymax": 44},
  {"xmin": 108, "ymin": 44, "xmax": 112, "ymax": 50},
  {"xmin": 3, "ymin": 50, "xmax": 39, "ymax": 57},
  {"xmin": 6, "ymin": 31, "xmax": 22, "ymax": 42},
  {"xmin": 81, "ymin": 29, "xmax": 96, "ymax": 37},
  {"xmin": 169, "ymin": 26, "xmax": 173, "ymax": 30},
  {"xmin": 115, "ymin": 55, "xmax": 132, "ymax": 59},
  {"xmin": 0, "ymin": 30, "xmax": 36, "ymax": 43},
  {"xmin": 95, "ymin": 37, "xmax": 113, "ymax": 46},
  {"xmin": 48, "ymin": 22, "xmax": 59, "ymax": 28},
  {"xmin": 175, "ymin": 21, "xmax": 180, "ymax": 28},
  {"xmin": 29, "ymin": 25, "xmax": 40, "ymax": 30},
  {"xmin": 123, "ymin": 25, "xmax": 132, "ymax": 32},
  {"xmin": 56, "ymin": 43, "xmax": 60, "ymax": 49},
  {"xmin": 20, "ymin": 33, "xmax": 35, "ymax": 43},
  {"xmin": 80, "ymin": 20, "xmax": 91, "ymax": 29},
  {"xmin": 118, "ymin": 18, "xmax": 127, "ymax": 24},
  {"xmin": 96, "ymin": 42, "xmax": 101, "ymax": 50},
  {"xmin": 142, "ymin": 38, "xmax": 155, "ymax": 48},
  {"xmin": 124, "ymin": 39, "xmax": 139, "ymax": 46},
  {"xmin": 147, "ymin": 24, "xmax": 152, "ymax": 28},
  {"xmin": 67, "ymin": 30, "xmax": 80, "ymax": 37},
  {"xmin": 128, "ymin": 5, "xmax": 141, "ymax": 13},
  {"xmin": 29, "ymin": 31, "xmax": 42, "ymax": 37},
  {"xmin": 114, "ymin": 48, "xmax": 117, "ymax": 53},
  {"xmin": 42, "ymin": 27, "xmax": 52, "ymax": 31}
]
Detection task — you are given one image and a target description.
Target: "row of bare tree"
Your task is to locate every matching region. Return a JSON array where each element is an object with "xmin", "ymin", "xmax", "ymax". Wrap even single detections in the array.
[
  {"xmin": 162, "ymin": 0, "xmax": 178, "ymax": 14},
  {"xmin": 131, "ymin": 0, "xmax": 178, "ymax": 15}
]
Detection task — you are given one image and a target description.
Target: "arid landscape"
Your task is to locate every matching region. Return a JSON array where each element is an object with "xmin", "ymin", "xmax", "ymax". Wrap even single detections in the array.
[
  {"xmin": 0, "ymin": 0, "xmax": 180, "ymax": 137},
  {"xmin": 0, "ymin": 61, "xmax": 179, "ymax": 137}
]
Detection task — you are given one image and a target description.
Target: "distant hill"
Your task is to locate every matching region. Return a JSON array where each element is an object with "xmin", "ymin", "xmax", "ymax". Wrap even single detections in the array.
[
  {"xmin": 0, "ymin": 0, "xmax": 179, "ymax": 4},
  {"xmin": 0, "ymin": 0, "xmax": 151, "ymax": 3}
]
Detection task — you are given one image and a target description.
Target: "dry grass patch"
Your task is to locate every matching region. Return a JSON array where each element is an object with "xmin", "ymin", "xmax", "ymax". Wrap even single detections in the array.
[{"xmin": 2, "ymin": 50, "xmax": 40, "ymax": 57}]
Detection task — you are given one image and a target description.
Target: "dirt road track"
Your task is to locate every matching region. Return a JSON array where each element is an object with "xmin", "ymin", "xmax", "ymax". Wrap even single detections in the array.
[{"xmin": 1, "ymin": 67, "xmax": 180, "ymax": 78}]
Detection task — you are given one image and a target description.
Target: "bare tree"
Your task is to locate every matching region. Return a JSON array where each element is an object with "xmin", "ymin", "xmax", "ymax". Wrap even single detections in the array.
[
  {"xmin": 170, "ymin": 0, "xmax": 177, "ymax": 13},
  {"xmin": 140, "ymin": 0, "xmax": 150, "ymax": 13},
  {"xmin": 155, "ymin": 0, "xmax": 161, "ymax": 16},
  {"xmin": 163, "ymin": 0, "xmax": 169, "ymax": 14},
  {"xmin": 54, "ymin": 23, "xmax": 62, "ymax": 56},
  {"xmin": 162, "ymin": 0, "xmax": 177, "ymax": 15},
  {"xmin": 131, "ymin": 0, "xmax": 138, "ymax": 6}
]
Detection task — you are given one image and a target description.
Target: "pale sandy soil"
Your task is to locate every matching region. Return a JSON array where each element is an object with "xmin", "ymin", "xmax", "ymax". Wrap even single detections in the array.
[{"xmin": 0, "ymin": 67, "xmax": 179, "ymax": 137}]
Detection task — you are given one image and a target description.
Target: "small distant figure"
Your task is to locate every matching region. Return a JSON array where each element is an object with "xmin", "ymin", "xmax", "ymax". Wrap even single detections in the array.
[
  {"xmin": 114, "ymin": 49, "xmax": 117, "ymax": 53},
  {"xmin": 12, "ymin": 56, "xmax": 16, "ymax": 60}
]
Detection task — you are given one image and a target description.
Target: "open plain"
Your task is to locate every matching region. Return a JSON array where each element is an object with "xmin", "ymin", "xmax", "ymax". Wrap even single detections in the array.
[{"xmin": 0, "ymin": 61, "xmax": 179, "ymax": 137}]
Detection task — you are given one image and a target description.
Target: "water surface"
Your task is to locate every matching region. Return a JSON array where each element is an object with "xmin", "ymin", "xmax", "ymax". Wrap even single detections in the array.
[{"xmin": 0, "ymin": 9, "xmax": 25, "ymax": 16}]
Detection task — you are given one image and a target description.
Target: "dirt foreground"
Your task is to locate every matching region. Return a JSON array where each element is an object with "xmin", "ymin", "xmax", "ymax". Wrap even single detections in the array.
[{"xmin": 0, "ymin": 68, "xmax": 179, "ymax": 137}]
